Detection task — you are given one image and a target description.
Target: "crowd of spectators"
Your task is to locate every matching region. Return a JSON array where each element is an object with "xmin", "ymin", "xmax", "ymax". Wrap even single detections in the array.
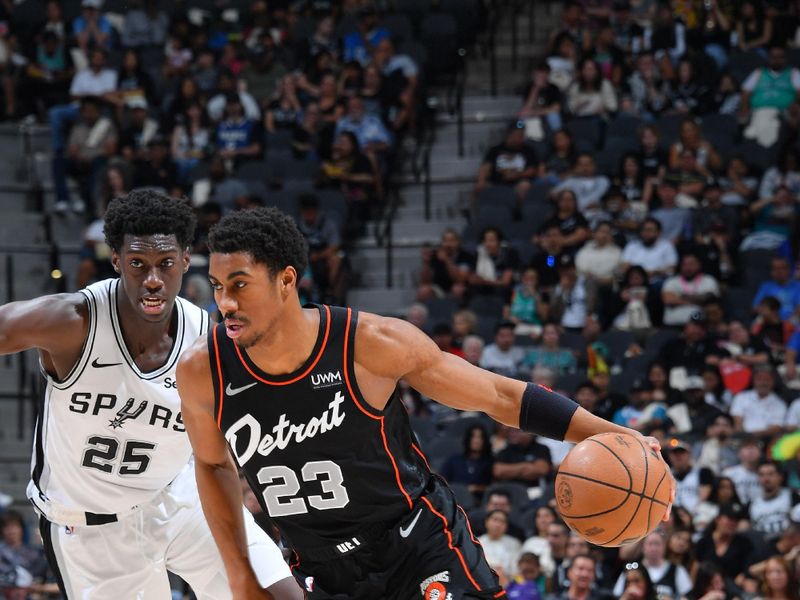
[
  {"xmin": 408, "ymin": 0, "xmax": 800, "ymax": 597},
  {"xmin": 0, "ymin": 0, "xmax": 435, "ymax": 306}
]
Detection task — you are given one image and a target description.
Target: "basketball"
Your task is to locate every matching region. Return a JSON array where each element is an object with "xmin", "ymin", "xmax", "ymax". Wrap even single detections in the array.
[{"xmin": 554, "ymin": 432, "xmax": 671, "ymax": 547}]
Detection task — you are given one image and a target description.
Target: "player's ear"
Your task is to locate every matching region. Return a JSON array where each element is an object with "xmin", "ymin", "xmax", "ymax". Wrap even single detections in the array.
[
  {"xmin": 111, "ymin": 250, "xmax": 120, "ymax": 274},
  {"xmin": 280, "ymin": 267, "xmax": 296, "ymax": 295},
  {"xmin": 182, "ymin": 248, "xmax": 190, "ymax": 273}
]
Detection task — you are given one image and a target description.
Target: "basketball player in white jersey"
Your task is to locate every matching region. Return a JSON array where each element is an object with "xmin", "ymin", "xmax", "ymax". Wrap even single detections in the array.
[{"xmin": 0, "ymin": 191, "xmax": 301, "ymax": 599}]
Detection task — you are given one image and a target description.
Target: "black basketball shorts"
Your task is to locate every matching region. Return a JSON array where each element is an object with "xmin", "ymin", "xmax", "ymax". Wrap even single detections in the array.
[{"xmin": 291, "ymin": 475, "xmax": 507, "ymax": 599}]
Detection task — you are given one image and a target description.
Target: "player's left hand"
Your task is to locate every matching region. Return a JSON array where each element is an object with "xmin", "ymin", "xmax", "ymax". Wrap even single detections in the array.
[{"xmin": 640, "ymin": 435, "xmax": 675, "ymax": 522}]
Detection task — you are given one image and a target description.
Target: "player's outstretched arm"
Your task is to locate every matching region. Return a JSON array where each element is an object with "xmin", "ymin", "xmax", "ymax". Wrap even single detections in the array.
[
  {"xmin": 177, "ymin": 338, "xmax": 276, "ymax": 600},
  {"xmin": 0, "ymin": 294, "xmax": 88, "ymax": 375},
  {"xmin": 357, "ymin": 314, "xmax": 656, "ymax": 445}
]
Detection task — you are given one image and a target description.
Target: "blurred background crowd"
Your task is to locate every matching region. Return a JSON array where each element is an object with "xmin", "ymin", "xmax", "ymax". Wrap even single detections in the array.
[{"xmin": 4, "ymin": 0, "xmax": 800, "ymax": 598}]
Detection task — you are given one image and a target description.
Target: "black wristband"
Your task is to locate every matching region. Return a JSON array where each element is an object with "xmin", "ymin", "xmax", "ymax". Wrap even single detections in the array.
[{"xmin": 519, "ymin": 382, "xmax": 580, "ymax": 441}]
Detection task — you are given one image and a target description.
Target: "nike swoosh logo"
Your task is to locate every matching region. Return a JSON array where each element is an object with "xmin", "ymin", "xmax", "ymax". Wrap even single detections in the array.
[
  {"xmin": 399, "ymin": 509, "xmax": 422, "ymax": 538},
  {"xmin": 226, "ymin": 382, "xmax": 258, "ymax": 396},
  {"xmin": 91, "ymin": 358, "xmax": 122, "ymax": 368}
]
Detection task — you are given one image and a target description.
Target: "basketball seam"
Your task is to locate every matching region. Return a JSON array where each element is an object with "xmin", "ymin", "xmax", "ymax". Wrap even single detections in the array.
[
  {"xmin": 597, "ymin": 436, "xmax": 650, "ymax": 546},
  {"xmin": 555, "ymin": 472, "xmax": 669, "ymax": 507},
  {"xmin": 587, "ymin": 438, "xmax": 633, "ymax": 490}
]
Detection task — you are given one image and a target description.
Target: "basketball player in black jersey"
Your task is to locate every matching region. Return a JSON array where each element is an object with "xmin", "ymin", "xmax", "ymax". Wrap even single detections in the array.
[{"xmin": 177, "ymin": 208, "xmax": 674, "ymax": 600}]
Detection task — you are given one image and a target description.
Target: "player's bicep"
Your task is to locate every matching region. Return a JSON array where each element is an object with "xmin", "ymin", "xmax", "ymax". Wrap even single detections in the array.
[
  {"xmin": 0, "ymin": 294, "xmax": 86, "ymax": 355},
  {"xmin": 177, "ymin": 349, "xmax": 230, "ymax": 468}
]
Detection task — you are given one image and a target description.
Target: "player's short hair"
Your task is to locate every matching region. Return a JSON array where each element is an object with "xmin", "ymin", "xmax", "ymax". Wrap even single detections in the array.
[
  {"xmin": 104, "ymin": 189, "xmax": 196, "ymax": 252},
  {"xmin": 208, "ymin": 207, "xmax": 309, "ymax": 276}
]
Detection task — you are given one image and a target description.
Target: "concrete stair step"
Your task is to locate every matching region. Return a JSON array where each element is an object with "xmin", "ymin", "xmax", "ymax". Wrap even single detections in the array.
[{"xmin": 346, "ymin": 287, "xmax": 415, "ymax": 316}]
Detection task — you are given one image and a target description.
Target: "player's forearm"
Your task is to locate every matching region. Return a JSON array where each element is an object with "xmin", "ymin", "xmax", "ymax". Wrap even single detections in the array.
[
  {"xmin": 195, "ymin": 460, "xmax": 259, "ymax": 590},
  {"xmin": 564, "ymin": 407, "xmax": 636, "ymax": 444}
]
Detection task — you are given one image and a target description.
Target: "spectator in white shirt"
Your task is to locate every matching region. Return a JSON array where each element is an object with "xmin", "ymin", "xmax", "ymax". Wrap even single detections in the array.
[
  {"xmin": 730, "ymin": 366, "xmax": 787, "ymax": 437},
  {"xmin": 48, "ymin": 47, "xmax": 118, "ymax": 154},
  {"xmin": 479, "ymin": 510, "xmax": 522, "ymax": 578},
  {"xmin": 479, "ymin": 321, "xmax": 526, "ymax": 377},
  {"xmin": 661, "ymin": 253, "xmax": 720, "ymax": 326},
  {"xmin": 552, "ymin": 153, "xmax": 610, "ymax": 214},
  {"xmin": 575, "ymin": 221, "xmax": 622, "ymax": 285},
  {"xmin": 722, "ymin": 436, "xmax": 763, "ymax": 505},
  {"xmin": 620, "ymin": 218, "xmax": 678, "ymax": 285}
]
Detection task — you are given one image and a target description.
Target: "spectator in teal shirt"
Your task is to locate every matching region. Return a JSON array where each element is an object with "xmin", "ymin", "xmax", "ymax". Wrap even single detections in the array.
[
  {"xmin": 509, "ymin": 268, "xmax": 548, "ymax": 337},
  {"xmin": 522, "ymin": 323, "xmax": 577, "ymax": 375}
]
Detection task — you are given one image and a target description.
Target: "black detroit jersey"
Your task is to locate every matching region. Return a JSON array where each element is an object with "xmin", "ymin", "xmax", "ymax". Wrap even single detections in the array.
[{"xmin": 209, "ymin": 304, "xmax": 432, "ymax": 552}]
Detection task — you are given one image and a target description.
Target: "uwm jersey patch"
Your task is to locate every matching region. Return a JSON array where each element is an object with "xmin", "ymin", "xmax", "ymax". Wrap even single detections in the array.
[
  {"xmin": 211, "ymin": 304, "xmax": 431, "ymax": 552},
  {"xmin": 28, "ymin": 279, "xmax": 210, "ymax": 523}
]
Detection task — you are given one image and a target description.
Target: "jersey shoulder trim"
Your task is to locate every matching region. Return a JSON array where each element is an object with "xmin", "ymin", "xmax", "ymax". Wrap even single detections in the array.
[{"xmin": 48, "ymin": 288, "xmax": 98, "ymax": 390}]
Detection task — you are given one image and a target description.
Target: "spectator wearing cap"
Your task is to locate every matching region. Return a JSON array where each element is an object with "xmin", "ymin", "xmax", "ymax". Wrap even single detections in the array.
[
  {"xmin": 430, "ymin": 323, "xmax": 465, "ymax": 359},
  {"xmin": 661, "ymin": 252, "xmax": 720, "ymax": 327},
  {"xmin": 551, "ymin": 154, "xmax": 610, "ymax": 218},
  {"xmin": 133, "ymin": 135, "xmax": 179, "ymax": 194},
  {"xmin": 753, "ymin": 257, "xmax": 800, "ymax": 322},
  {"xmin": 52, "ymin": 95, "xmax": 117, "ymax": 216},
  {"xmin": 620, "ymin": 218, "xmax": 678, "ymax": 286},
  {"xmin": 522, "ymin": 323, "xmax": 577, "ymax": 377},
  {"xmin": 669, "ymin": 440, "xmax": 715, "ymax": 513},
  {"xmin": 649, "ymin": 180, "xmax": 691, "ymax": 245},
  {"xmin": 750, "ymin": 461, "xmax": 799, "ymax": 541},
  {"xmin": 121, "ymin": 0, "xmax": 168, "ymax": 48},
  {"xmin": 475, "ymin": 122, "xmax": 540, "ymax": 204},
  {"xmin": 613, "ymin": 531, "xmax": 693, "ymax": 599},
  {"xmin": 493, "ymin": 428, "xmax": 552, "ymax": 489},
  {"xmin": 694, "ymin": 502, "xmax": 755, "ymax": 582},
  {"xmin": 723, "ymin": 437, "xmax": 763, "ymax": 505},
  {"xmin": 480, "ymin": 321, "xmax": 526, "ymax": 378},
  {"xmin": 612, "ymin": 378, "xmax": 668, "ymax": 432},
  {"xmin": 119, "ymin": 97, "xmax": 159, "ymax": 162},
  {"xmin": 661, "ymin": 310, "xmax": 729, "ymax": 375},
  {"xmin": 550, "ymin": 255, "xmax": 596, "ymax": 335},
  {"xmin": 468, "ymin": 227, "xmax": 518, "ymax": 300},
  {"xmin": 215, "ymin": 94, "xmax": 264, "ymax": 168},
  {"xmin": 667, "ymin": 375, "xmax": 723, "ymax": 436},
  {"xmin": 73, "ymin": 0, "xmax": 113, "ymax": 54},
  {"xmin": 538, "ymin": 190, "xmax": 591, "ymax": 255},
  {"xmin": 518, "ymin": 62, "xmax": 563, "ymax": 133},
  {"xmin": 343, "ymin": 7, "xmax": 390, "ymax": 67},
  {"xmin": 730, "ymin": 365, "xmax": 786, "ymax": 437},
  {"xmin": 694, "ymin": 414, "xmax": 739, "ymax": 475}
]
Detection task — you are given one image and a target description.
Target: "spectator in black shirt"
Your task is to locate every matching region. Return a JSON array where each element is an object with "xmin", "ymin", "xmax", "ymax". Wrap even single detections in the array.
[
  {"xmin": 440, "ymin": 425, "xmax": 494, "ymax": 502},
  {"xmin": 661, "ymin": 310, "xmax": 730, "ymax": 374},
  {"xmin": 530, "ymin": 224, "xmax": 567, "ymax": 291},
  {"xmin": 493, "ymin": 428, "xmax": 552, "ymax": 488},
  {"xmin": 539, "ymin": 190, "xmax": 590, "ymax": 255},
  {"xmin": 119, "ymin": 97, "xmax": 160, "ymax": 163},
  {"xmin": 264, "ymin": 74, "xmax": 302, "ymax": 133},
  {"xmin": 664, "ymin": 58, "xmax": 712, "ymax": 116},
  {"xmin": 133, "ymin": 135, "xmax": 179, "ymax": 194},
  {"xmin": 418, "ymin": 228, "xmax": 472, "ymax": 302},
  {"xmin": 694, "ymin": 502, "xmax": 755, "ymax": 582},
  {"xmin": 475, "ymin": 121, "xmax": 539, "ymax": 203},
  {"xmin": 519, "ymin": 61, "xmax": 563, "ymax": 133},
  {"xmin": 291, "ymin": 101, "xmax": 322, "ymax": 160},
  {"xmin": 637, "ymin": 124, "xmax": 668, "ymax": 180}
]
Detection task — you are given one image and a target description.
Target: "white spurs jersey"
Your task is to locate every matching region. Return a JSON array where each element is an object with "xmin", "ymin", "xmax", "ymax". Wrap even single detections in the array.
[{"xmin": 27, "ymin": 278, "xmax": 210, "ymax": 524}]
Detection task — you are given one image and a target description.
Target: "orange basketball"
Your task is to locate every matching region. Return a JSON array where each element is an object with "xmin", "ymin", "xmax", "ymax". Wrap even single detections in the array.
[{"xmin": 554, "ymin": 432, "xmax": 671, "ymax": 547}]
